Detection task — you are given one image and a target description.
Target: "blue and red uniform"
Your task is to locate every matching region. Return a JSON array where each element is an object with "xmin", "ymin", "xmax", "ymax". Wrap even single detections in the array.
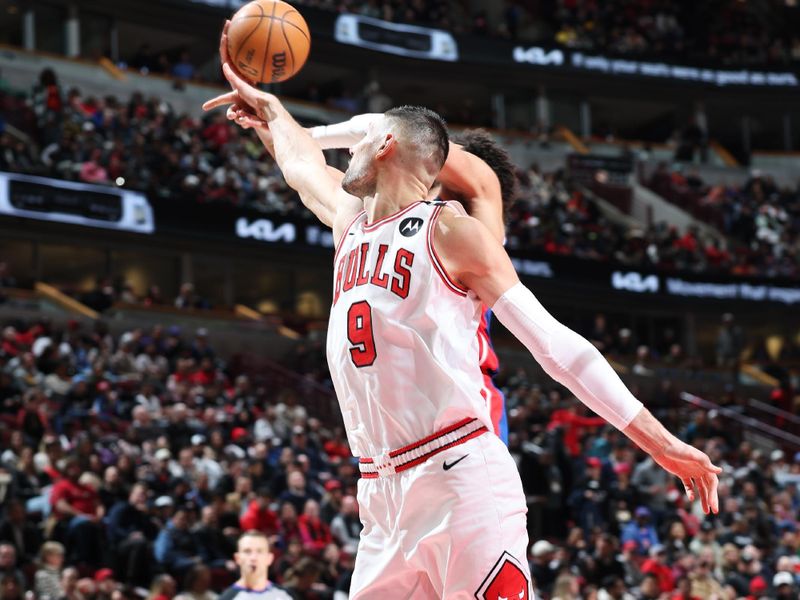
[{"xmin": 477, "ymin": 305, "xmax": 509, "ymax": 444}]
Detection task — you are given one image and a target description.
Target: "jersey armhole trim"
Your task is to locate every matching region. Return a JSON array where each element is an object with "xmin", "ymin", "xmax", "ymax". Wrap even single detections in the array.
[
  {"xmin": 426, "ymin": 204, "xmax": 469, "ymax": 297},
  {"xmin": 333, "ymin": 210, "xmax": 366, "ymax": 263}
]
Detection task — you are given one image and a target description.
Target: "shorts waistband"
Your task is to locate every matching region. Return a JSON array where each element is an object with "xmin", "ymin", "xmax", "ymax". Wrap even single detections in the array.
[{"xmin": 358, "ymin": 417, "xmax": 488, "ymax": 479}]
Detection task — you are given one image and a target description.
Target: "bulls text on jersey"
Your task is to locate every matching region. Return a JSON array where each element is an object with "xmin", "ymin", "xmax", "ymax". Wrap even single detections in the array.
[{"xmin": 333, "ymin": 242, "xmax": 415, "ymax": 305}]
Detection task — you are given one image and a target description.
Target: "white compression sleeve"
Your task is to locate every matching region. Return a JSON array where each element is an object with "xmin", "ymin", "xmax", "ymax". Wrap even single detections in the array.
[
  {"xmin": 308, "ymin": 113, "xmax": 382, "ymax": 150},
  {"xmin": 492, "ymin": 283, "xmax": 643, "ymax": 430}
]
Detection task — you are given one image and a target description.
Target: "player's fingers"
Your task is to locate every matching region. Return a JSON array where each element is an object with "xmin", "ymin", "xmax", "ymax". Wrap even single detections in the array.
[
  {"xmin": 706, "ymin": 473, "xmax": 719, "ymax": 514},
  {"xmin": 202, "ymin": 91, "xmax": 238, "ymax": 111},
  {"xmin": 222, "ymin": 62, "xmax": 260, "ymax": 105},
  {"xmin": 697, "ymin": 476, "xmax": 710, "ymax": 515},
  {"xmin": 681, "ymin": 477, "xmax": 694, "ymax": 502}
]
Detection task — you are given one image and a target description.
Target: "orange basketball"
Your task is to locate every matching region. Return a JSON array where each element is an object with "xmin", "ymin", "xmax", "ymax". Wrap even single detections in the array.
[{"xmin": 227, "ymin": 0, "xmax": 311, "ymax": 84}]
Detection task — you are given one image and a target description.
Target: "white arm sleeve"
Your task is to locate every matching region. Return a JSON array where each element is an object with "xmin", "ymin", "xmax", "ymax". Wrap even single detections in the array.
[
  {"xmin": 492, "ymin": 282, "xmax": 643, "ymax": 430},
  {"xmin": 308, "ymin": 113, "xmax": 382, "ymax": 150}
]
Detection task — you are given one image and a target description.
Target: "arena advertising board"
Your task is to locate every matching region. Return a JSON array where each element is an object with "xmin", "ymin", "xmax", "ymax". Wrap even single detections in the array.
[
  {"xmin": 0, "ymin": 172, "xmax": 154, "ymax": 234},
  {"xmin": 185, "ymin": 2, "xmax": 800, "ymax": 88}
]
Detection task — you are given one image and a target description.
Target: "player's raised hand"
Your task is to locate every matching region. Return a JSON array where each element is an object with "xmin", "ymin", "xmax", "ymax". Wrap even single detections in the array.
[{"xmin": 650, "ymin": 439, "xmax": 722, "ymax": 514}]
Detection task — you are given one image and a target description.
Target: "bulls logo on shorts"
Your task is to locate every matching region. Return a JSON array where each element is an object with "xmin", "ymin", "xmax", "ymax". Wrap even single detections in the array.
[{"xmin": 474, "ymin": 552, "xmax": 531, "ymax": 600}]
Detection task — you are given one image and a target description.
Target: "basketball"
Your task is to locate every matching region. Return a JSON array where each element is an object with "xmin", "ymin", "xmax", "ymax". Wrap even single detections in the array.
[{"xmin": 227, "ymin": 0, "xmax": 311, "ymax": 84}]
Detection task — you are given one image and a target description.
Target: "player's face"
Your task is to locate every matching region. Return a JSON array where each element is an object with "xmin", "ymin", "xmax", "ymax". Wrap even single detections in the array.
[
  {"xmin": 234, "ymin": 536, "xmax": 273, "ymax": 577},
  {"xmin": 341, "ymin": 120, "xmax": 383, "ymax": 198}
]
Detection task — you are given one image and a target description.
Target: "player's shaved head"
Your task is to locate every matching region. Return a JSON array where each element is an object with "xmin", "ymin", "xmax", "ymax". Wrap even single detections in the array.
[
  {"xmin": 342, "ymin": 105, "xmax": 449, "ymax": 198},
  {"xmin": 384, "ymin": 105, "xmax": 450, "ymax": 175}
]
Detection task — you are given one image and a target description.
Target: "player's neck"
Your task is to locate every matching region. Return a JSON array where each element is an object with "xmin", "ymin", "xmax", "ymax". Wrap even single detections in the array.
[{"xmin": 365, "ymin": 170, "xmax": 428, "ymax": 224}]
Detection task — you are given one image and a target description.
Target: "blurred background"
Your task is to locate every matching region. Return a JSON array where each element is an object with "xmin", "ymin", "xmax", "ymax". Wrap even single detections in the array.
[{"xmin": 0, "ymin": 1, "xmax": 799, "ymax": 599}]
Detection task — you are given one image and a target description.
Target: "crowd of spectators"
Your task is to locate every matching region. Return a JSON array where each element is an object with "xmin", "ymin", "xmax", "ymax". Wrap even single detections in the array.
[
  {"xmin": 647, "ymin": 165, "xmax": 800, "ymax": 278},
  {"xmin": 3, "ymin": 68, "xmax": 800, "ymax": 282},
  {"xmin": 507, "ymin": 163, "xmax": 800, "ymax": 279},
  {"xmin": 0, "ymin": 314, "xmax": 799, "ymax": 599},
  {"xmin": 1, "ymin": 69, "xmax": 305, "ymax": 217}
]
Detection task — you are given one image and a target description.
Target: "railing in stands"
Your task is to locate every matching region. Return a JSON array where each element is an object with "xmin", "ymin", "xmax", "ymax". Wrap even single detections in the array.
[
  {"xmin": 747, "ymin": 398, "xmax": 800, "ymax": 426},
  {"xmin": 680, "ymin": 392, "xmax": 800, "ymax": 450}
]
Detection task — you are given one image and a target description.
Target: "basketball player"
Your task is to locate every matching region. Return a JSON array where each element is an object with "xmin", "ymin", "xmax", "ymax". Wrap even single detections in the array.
[
  {"xmin": 218, "ymin": 531, "xmax": 291, "ymax": 600},
  {"xmin": 213, "ymin": 21, "xmax": 513, "ymax": 443},
  {"xmin": 309, "ymin": 120, "xmax": 515, "ymax": 444},
  {"xmin": 205, "ymin": 62, "xmax": 721, "ymax": 600}
]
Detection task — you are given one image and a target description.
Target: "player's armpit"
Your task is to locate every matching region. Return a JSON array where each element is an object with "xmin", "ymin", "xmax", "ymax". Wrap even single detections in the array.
[
  {"xmin": 432, "ymin": 208, "xmax": 518, "ymax": 306},
  {"xmin": 438, "ymin": 145, "xmax": 505, "ymax": 243}
]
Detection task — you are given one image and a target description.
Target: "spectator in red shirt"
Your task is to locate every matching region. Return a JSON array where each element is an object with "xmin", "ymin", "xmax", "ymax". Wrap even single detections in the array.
[
  {"xmin": 548, "ymin": 399, "xmax": 606, "ymax": 457},
  {"xmin": 297, "ymin": 500, "xmax": 331, "ymax": 556},
  {"xmin": 49, "ymin": 458, "xmax": 104, "ymax": 566},
  {"xmin": 640, "ymin": 544, "xmax": 675, "ymax": 593},
  {"xmin": 240, "ymin": 488, "xmax": 280, "ymax": 537}
]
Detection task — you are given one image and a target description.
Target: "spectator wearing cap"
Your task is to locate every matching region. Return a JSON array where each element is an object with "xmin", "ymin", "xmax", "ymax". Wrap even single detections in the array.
[
  {"xmin": 106, "ymin": 483, "xmax": 158, "ymax": 587},
  {"xmin": 147, "ymin": 448, "xmax": 175, "ymax": 496},
  {"xmin": 689, "ymin": 521, "xmax": 722, "ymax": 565},
  {"xmin": 154, "ymin": 507, "xmax": 201, "ymax": 578},
  {"xmin": 619, "ymin": 540, "xmax": 643, "ymax": 588},
  {"xmin": 621, "ymin": 507, "xmax": 659, "ymax": 555},
  {"xmin": 297, "ymin": 499, "xmax": 332, "ymax": 556},
  {"xmin": 569, "ymin": 456, "xmax": 609, "ymax": 533},
  {"xmin": 747, "ymin": 575, "xmax": 768, "ymax": 599},
  {"xmin": 93, "ymin": 568, "xmax": 117, "ymax": 600},
  {"xmin": 640, "ymin": 544, "xmax": 674, "ymax": 593},
  {"xmin": 608, "ymin": 462, "xmax": 640, "ymax": 532},
  {"xmin": 689, "ymin": 558, "xmax": 723, "ymax": 599},
  {"xmin": 319, "ymin": 478, "xmax": 344, "ymax": 524},
  {"xmin": 330, "ymin": 495, "xmax": 361, "ymax": 556},
  {"xmin": 772, "ymin": 571, "xmax": 796, "ymax": 599},
  {"xmin": 530, "ymin": 540, "xmax": 558, "ymax": 596}
]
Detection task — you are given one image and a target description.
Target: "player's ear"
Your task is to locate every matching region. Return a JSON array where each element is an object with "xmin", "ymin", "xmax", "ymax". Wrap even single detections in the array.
[{"xmin": 375, "ymin": 133, "xmax": 395, "ymax": 160}]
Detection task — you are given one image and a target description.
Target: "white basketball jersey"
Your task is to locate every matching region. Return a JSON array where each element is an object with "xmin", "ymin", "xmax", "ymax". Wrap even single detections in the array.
[{"xmin": 326, "ymin": 200, "xmax": 493, "ymax": 457}]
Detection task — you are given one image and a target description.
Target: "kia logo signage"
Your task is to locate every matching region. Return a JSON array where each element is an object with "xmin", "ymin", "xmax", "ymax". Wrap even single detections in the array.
[
  {"xmin": 611, "ymin": 271, "xmax": 660, "ymax": 294},
  {"xmin": 512, "ymin": 46, "xmax": 565, "ymax": 66},
  {"xmin": 236, "ymin": 218, "xmax": 296, "ymax": 244}
]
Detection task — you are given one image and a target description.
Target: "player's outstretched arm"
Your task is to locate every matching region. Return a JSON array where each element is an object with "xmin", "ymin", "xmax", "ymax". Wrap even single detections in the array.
[
  {"xmin": 203, "ymin": 64, "xmax": 360, "ymax": 238},
  {"xmin": 434, "ymin": 209, "xmax": 721, "ymax": 514}
]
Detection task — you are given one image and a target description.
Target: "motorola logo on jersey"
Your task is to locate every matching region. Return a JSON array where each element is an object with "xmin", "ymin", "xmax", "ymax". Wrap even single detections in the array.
[{"xmin": 399, "ymin": 217, "xmax": 424, "ymax": 237}]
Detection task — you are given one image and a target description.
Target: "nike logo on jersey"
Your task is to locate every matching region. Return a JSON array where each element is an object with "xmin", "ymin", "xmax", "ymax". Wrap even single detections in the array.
[
  {"xmin": 399, "ymin": 217, "xmax": 424, "ymax": 237},
  {"xmin": 443, "ymin": 454, "xmax": 468, "ymax": 471}
]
